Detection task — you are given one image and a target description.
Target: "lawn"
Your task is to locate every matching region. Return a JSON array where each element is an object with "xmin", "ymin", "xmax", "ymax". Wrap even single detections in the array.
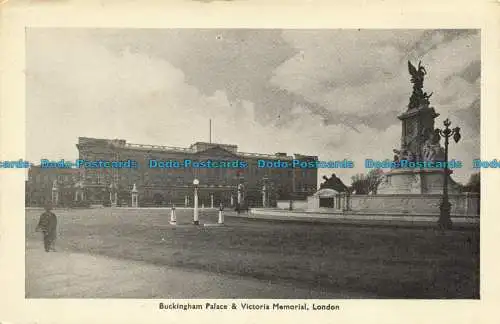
[{"xmin": 25, "ymin": 208, "xmax": 480, "ymax": 298}]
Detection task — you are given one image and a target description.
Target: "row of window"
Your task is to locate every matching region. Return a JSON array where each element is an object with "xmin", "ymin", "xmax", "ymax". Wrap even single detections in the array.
[
  {"xmin": 29, "ymin": 167, "xmax": 316, "ymax": 188},
  {"xmin": 29, "ymin": 174, "xmax": 80, "ymax": 184}
]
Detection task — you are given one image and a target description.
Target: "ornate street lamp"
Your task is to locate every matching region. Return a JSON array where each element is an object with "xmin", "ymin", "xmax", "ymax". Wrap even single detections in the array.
[
  {"xmin": 109, "ymin": 182, "xmax": 117, "ymax": 207},
  {"xmin": 193, "ymin": 178, "xmax": 200, "ymax": 225},
  {"xmin": 436, "ymin": 118, "xmax": 461, "ymax": 230}
]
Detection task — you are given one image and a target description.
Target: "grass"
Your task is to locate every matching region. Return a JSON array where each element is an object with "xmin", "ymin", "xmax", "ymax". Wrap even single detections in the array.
[{"xmin": 25, "ymin": 208, "xmax": 479, "ymax": 298}]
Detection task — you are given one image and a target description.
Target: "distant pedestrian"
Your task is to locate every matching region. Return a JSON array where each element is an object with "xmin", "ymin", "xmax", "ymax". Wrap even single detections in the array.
[{"xmin": 36, "ymin": 203, "xmax": 58, "ymax": 252}]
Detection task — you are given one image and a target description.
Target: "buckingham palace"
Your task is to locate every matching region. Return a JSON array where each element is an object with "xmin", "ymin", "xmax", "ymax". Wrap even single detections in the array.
[{"xmin": 29, "ymin": 137, "xmax": 318, "ymax": 208}]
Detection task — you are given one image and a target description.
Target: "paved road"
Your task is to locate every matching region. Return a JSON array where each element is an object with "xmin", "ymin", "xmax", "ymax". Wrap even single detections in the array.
[{"xmin": 26, "ymin": 240, "xmax": 366, "ymax": 299}]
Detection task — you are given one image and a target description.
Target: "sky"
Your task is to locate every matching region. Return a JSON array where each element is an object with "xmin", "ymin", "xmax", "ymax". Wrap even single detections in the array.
[{"xmin": 26, "ymin": 29, "xmax": 480, "ymax": 185}]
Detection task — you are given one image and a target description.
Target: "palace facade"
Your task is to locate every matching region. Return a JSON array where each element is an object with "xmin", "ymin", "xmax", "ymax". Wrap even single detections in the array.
[
  {"xmin": 73, "ymin": 137, "xmax": 318, "ymax": 208},
  {"xmin": 26, "ymin": 165, "xmax": 81, "ymax": 207}
]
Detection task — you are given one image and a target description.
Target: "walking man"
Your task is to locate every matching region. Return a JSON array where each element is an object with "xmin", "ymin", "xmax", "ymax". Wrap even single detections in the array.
[{"xmin": 36, "ymin": 203, "xmax": 58, "ymax": 252}]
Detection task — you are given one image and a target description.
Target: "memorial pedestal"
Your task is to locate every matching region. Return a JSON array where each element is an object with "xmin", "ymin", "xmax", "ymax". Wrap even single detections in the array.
[{"xmin": 377, "ymin": 168, "xmax": 461, "ymax": 195}]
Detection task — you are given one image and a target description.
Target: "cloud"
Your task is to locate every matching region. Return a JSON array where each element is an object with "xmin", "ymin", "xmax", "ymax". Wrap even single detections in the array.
[
  {"xmin": 269, "ymin": 29, "xmax": 480, "ymax": 183},
  {"xmin": 26, "ymin": 29, "xmax": 480, "ymax": 186},
  {"xmin": 26, "ymin": 30, "xmax": 336, "ymax": 165},
  {"xmin": 26, "ymin": 30, "xmax": 233, "ymax": 157}
]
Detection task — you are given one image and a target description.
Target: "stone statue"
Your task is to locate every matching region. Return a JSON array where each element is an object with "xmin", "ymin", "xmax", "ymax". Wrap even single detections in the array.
[
  {"xmin": 421, "ymin": 126, "xmax": 434, "ymax": 142},
  {"xmin": 393, "ymin": 147, "xmax": 410, "ymax": 161},
  {"xmin": 422, "ymin": 130, "xmax": 445, "ymax": 161},
  {"xmin": 392, "ymin": 149, "xmax": 401, "ymax": 161},
  {"xmin": 408, "ymin": 61, "xmax": 431, "ymax": 109},
  {"xmin": 407, "ymin": 151, "xmax": 416, "ymax": 162},
  {"xmin": 319, "ymin": 173, "xmax": 349, "ymax": 192},
  {"xmin": 410, "ymin": 174, "xmax": 421, "ymax": 192}
]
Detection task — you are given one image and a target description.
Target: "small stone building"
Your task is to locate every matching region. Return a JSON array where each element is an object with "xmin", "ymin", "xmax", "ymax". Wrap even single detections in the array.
[{"xmin": 307, "ymin": 188, "xmax": 350, "ymax": 211}]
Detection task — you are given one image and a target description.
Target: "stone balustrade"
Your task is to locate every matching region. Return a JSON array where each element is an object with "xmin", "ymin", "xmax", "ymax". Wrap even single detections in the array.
[{"xmin": 307, "ymin": 192, "xmax": 479, "ymax": 217}]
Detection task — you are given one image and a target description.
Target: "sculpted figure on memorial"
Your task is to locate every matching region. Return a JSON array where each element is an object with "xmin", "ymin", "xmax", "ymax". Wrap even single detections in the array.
[
  {"xmin": 393, "ymin": 147, "xmax": 411, "ymax": 162},
  {"xmin": 407, "ymin": 151, "xmax": 416, "ymax": 162},
  {"xmin": 410, "ymin": 174, "xmax": 421, "ymax": 192},
  {"xmin": 408, "ymin": 61, "xmax": 431, "ymax": 109},
  {"xmin": 422, "ymin": 131, "xmax": 445, "ymax": 161}
]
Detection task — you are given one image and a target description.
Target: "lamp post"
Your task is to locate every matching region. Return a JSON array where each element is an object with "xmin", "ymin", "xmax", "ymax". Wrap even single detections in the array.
[
  {"xmin": 234, "ymin": 172, "xmax": 245, "ymax": 213},
  {"xmin": 193, "ymin": 178, "xmax": 200, "ymax": 225},
  {"xmin": 109, "ymin": 182, "xmax": 117, "ymax": 207},
  {"xmin": 436, "ymin": 118, "xmax": 461, "ymax": 230}
]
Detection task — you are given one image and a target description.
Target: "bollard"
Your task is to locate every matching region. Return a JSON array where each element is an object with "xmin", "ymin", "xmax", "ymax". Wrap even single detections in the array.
[
  {"xmin": 218, "ymin": 203, "xmax": 224, "ymax": 224},
  {"xmin": 170, "ymin": 205, "xmax": 177, "ymax": 225}
]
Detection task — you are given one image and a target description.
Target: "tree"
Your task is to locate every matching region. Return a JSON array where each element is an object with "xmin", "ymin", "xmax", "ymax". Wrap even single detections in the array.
[
  {"xmin": 350, "ymin": 169, "xmax": 384, "ymax": 194},
  {"xmin": 367, "ymin": 168, "xmax": 384, "ymax": 194},
  {"xmin": 463, "ymin": 172, "xmax": 480, "ymax": 193},
  {"xmin": 350, "ymin": 173, "xmax": 369, "ymax": 194}
]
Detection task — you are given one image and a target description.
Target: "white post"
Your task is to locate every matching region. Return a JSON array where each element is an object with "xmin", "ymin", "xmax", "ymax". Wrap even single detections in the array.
[
  {"xmin": 131, "ymin": 183, "xmax": 138, "ymax": 207},
  {"xmin": 193, "ymin": 187, "xmax": 199, "ymax": 225},
  {"xmin": 75, "ymin": 191, "xmax": 78, "ymax": 201},
  {"xmin": 230, "ymin": 195, "xmax": 234, "ymax": 207},
  {"xmin": 218, "ymin": 204, "xmax": 224, "ymax": 224},
  {"xmin": 184, "ymin": 195, "xmax": 188, "ymax": 207},
  {"xmin": 210, "ymin": 194, "xmax": 214, "ymax": 208},
  {"xmin": 170, "ymin": 205, "xmax": 177, "ymax": 224}
]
